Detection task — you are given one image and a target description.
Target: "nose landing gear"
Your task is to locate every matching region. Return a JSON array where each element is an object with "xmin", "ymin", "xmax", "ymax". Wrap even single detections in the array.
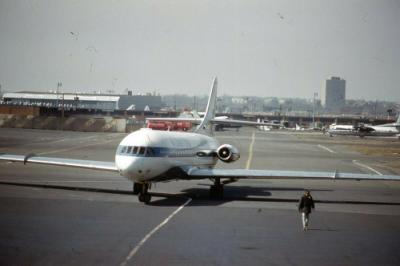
[
  {"xmin": 137, "ymin": 183, "xmax": 151, "ymax": 204},
  {"xmin": 133, "ymin": 182, "xmax": 142, "ymax": 195}
]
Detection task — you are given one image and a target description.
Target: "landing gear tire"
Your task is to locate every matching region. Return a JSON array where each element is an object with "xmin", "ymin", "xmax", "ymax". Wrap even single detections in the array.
[
  {"xmin": 138, "ymin": 193, "xmax": 151, "ymax": 204},
  {"xmin": 138, "ymin": 193, "xmax": 145, "ymax": 202},
  {"xmin": 137, "ymin": 183, "xmax": 151, "ymax": 204}
]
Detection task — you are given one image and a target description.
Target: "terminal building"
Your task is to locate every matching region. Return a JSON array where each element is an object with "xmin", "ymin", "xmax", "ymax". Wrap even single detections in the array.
[
  {"xmin": 2, "ymin": 91, "xmax": 164, "ymax": 112},
  {"xmin": 321, "ymin": 77, "xmax": 346, "ymax": 112}
]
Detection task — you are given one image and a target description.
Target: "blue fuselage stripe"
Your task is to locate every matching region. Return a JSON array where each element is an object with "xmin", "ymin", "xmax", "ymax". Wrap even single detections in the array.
[{"xmin": 117, "ymin": 146, "xmax": 214, "ymax": 158}]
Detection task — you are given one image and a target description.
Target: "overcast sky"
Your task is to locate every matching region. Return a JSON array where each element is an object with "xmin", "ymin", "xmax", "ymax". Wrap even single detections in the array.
[{"xmin": 0, "ymin": 0, "xmax": 399, "ymax": 101}]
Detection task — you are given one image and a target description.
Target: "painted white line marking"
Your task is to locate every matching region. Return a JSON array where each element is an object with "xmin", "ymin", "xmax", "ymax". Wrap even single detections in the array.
[
  {"xmin": 352, "ymin": 160, "xmax": 383, "ymax": 175},
  {"xmin": 317, "ymin": 144, "xmax": 337, "ymax": 154},
  {"xmin": 120, "ymin": 197, "xmax": 192, "ymax": 266},
  {"xmin": 246, "ymin": 132, "xmax": 256, "ymax": 169}
]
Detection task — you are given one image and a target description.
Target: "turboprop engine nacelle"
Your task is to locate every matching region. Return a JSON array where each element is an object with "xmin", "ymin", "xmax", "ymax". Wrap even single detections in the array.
[{"xmin": 216, "ymin": 144, "xmax": 240, "ymax": 163}]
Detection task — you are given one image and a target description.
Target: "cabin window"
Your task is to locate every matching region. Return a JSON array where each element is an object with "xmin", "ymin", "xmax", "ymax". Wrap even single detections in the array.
[
  {"xmin": 138, "ymin": 147, "xmax": 146, "ymax": 155},
  {"xmin": 120, "ymin": 146, "xmax": 127, "ymax": 154}
]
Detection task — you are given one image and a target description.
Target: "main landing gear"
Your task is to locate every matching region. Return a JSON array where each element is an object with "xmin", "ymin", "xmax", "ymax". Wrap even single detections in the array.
[
  {"xmin": 133, "ymin": 182, "xmax": 152, "ymax": 204},
  {"xmin": 209, "ymin": 177, "xmax": 224, "ymax": 199}
]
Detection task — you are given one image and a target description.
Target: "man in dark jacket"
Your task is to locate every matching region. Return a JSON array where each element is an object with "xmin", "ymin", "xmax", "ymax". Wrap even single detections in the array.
[{"xmin": 298, "ymin": 190, "xmax": 315, "ymax": 231}]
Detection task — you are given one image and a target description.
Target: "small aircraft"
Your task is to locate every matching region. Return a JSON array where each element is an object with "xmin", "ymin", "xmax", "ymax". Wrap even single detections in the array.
[
  {"xmin": 327, "ymin": 124, "xmax": 356, "ymax": 136},
  {"xmin": 1, "ymin": 78, "xmax": 400, "ymax": 204},
  {"xmin": 328, "ymin": 116, "xmax": 400, "ymax": 138}
]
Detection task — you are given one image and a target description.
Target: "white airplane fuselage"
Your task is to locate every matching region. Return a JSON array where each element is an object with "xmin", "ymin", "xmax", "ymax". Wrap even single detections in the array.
[
  {"xmin": 328, "ymin": 123, "xmax": 400, "ymax": 137},
  {"xmin": 367, "ymin": 125, "xmax": 400, "ymax": 136},
  {"xmin": 115, "ymin": 128, "xmax": 219, "ymax": 182}
]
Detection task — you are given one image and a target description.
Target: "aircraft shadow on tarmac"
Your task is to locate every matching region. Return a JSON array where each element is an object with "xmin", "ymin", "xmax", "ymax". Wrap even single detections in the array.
[
  {"xmin": 2, "ymin": 181, "xmax": 400, "ymax": 207},
  {"xmin": 150, "ymin": 185, "xmax": 333, "ymax": 207}
]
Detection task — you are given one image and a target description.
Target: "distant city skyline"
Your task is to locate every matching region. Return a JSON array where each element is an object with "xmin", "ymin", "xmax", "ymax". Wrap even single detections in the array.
[{"xmin": 1, "ymin": 0, "xmax": 400, "ymax": 102}]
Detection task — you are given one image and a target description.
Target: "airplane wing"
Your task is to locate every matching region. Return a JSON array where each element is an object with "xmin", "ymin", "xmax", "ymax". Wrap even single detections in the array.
[
  {"xmin": 186, "ymin": 168, "xmax": 400, "ymax": 181},
  {"xmin": 0, "ymin": 154, "xmax": 118, "ymax": 172}
]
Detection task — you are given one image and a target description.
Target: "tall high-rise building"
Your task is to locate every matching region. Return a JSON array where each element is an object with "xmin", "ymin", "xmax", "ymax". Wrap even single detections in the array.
[{"xmin": 321, "ymin": 77, "xmax": 346, "ymax": 112}]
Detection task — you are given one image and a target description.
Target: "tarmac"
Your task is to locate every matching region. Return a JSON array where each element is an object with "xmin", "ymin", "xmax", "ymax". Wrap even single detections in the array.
[{"xmin": 0, "ymin": 127, "xmax": 400, "ymax": 265}]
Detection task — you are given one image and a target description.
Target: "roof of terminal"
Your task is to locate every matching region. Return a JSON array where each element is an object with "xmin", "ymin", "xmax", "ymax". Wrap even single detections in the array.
[{"xmin": 3, "ymin": 92, "xmax": 120, "ymax": 102}]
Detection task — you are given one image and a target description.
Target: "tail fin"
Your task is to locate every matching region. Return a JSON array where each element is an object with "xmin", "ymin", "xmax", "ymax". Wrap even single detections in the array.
[{"xmin": 195, "ymin": 77, "xmax": 218, "ymax": 134}]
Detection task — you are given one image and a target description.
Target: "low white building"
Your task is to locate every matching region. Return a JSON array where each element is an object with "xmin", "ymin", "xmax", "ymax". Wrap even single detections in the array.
[{"xmin": 2, "ymin": 91, "xmax": 163, "ymax": 111}]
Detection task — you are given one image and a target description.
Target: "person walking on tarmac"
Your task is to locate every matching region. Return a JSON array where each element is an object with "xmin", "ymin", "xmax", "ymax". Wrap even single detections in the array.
[{"xmin": 298, "ymin": 190, "xmax": 315, "ymax": 231}]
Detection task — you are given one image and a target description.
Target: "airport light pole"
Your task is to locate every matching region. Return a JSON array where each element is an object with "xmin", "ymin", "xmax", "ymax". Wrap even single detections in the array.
[
  {"xmin": 74, "ymin": 93, "xmax": 79, "ymax": 111},
  {"xmin": 61, "ymin": 93, "xmax": 65, "ymax": 130},
  {"xmin": 56, "ymin": 82, "xmax": 62, "ymax": 108},
  {"xmin": 312, "ymin": 92, "xmax": 318, "ymax": 128}
]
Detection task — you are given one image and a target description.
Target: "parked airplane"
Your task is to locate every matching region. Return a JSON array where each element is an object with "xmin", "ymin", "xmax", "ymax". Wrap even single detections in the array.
[
  {"xmin": 360, "ymin": 124, "xmax": 400, "ymax": 138},
  {"xmin": 327, "ymin": 124, "xmax": 356, "ymax": 136},
  {"xmin": 146, "ymin": 109, "xmax": 271, "ymax": 131},
  {"xmin": 377, "ymin": 115, "xmax": 400, "ymax": 128},
  {"xmin": 257, "ymin": 118, "xmax": 271, "ymax": 131},
  {"xmin": 1, "ymin": 78, "xmax": 400, "ymax": 204},
  {"xmin": 328, "ymin": 116, "xmax": 400, "ymax": 138},
  {"xmin": 183, "ymin": 111, "xmax": 239, "ymax": 131}
]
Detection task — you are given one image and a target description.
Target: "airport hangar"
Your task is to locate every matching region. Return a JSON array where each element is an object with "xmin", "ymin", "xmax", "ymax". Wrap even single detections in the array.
[{"xmin": 2, "ymin": 91, "xmax": 163, "ymax": 112}]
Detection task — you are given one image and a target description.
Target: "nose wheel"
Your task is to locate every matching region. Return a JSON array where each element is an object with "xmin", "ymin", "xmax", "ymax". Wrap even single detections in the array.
[{"xmin": 138, "ymin": 183, "xmax": 151, "ymax": 204}]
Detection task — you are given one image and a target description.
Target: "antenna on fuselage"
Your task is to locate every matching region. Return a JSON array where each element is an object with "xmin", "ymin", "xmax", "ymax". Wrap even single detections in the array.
[{"xmin": 195, "ymin": 77, "xmax": 218, "ymax": 135}]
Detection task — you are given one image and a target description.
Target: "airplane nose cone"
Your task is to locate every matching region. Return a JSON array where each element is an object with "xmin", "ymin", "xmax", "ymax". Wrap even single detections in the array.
[
  {"xmin": 115, "ymin": 155, "xmax": 153, "ymax": 181},
  {"xmin": 115, "ymin": 155, "xmax": 140, "ymax": 178},
  {"xmin": 115, "ymin": 155, "xmax": 134, "ymax": 172}
]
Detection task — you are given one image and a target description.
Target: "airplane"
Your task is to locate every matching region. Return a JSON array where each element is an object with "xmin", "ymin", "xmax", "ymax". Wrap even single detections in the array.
[
  {"xmin": 257, "ymin": 118, "xmax": 271, "ymax": 131},
  {"xmin": 362, "ymin": 115, "xmax": 400, "ymax": 137},
  {"xmin": 213, "ymin": 117, "xmax": 242, "ymax": 131},
  {"xmin": 146, "ymin": 102, "xmax": 277, "ymax": 132},
  {"xmin": 195, "ymin": 112, "xmax": 241, "ymax": 131},
  {"xmin": 377, "ymin": 115, "xmax": 400, "ymax": 128},
  {"xmin": 327, "ymin": 124, "xmax": 356, "ymax": 136},
  {"xmin": 1, "ymin": 77, "xmax": 400, "ymax": 204},
  {"xmin": 328, "ymin": 116, "xmax": 400, "ymax": 138}
]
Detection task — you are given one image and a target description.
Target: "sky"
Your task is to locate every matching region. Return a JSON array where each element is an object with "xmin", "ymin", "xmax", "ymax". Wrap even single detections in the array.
[{"xmin": 0, "ymin": 0, "xmax": 399, "ymax": 101}]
